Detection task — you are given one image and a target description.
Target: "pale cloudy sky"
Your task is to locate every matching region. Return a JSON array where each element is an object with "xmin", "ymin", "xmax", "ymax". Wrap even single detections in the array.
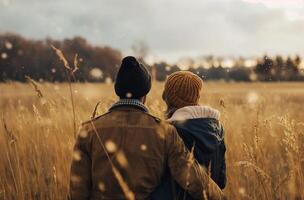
[{"xmin": 0, "ymin": 0, "xmax": 304, "ymax": 62}]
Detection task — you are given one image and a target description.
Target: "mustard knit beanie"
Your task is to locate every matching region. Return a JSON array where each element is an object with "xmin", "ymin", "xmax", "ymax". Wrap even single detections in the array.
[{"xmin": 162, "ymin": 71, "xmax": 203, "ymax": 109}]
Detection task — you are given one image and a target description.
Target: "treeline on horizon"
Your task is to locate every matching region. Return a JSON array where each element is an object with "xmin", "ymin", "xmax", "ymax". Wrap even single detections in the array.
[{"xmin": 1, "ymin": 33, "xmax": 304, "ymax": 83}]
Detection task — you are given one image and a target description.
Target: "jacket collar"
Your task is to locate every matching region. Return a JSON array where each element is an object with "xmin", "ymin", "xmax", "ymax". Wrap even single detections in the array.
[
  {"xmin": 109, "ymin": 99, "xmax": 149, "ymax": 113},
  {"xmin": 168, "ymin": 106, "xmax": 220, "ymax": 122}
]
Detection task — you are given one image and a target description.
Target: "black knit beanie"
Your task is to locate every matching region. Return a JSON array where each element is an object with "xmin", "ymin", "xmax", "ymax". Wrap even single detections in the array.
[{"xmin": 114, "ymin": 56, "xmax": 151, "ymax": 99}]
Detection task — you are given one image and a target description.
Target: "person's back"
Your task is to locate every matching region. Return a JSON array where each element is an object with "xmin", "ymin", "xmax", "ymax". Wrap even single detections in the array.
[
  {"xmin": 70, "ymin": 101, "xmax": 190, "ymax": 199},
  {"xmin": 69, "ymin": 57, "xmax": 225, "ymax": 200},
  {"xmin": 152, "ymin": 71, "xmax": 226, "ymax": 200},
  {"xmin": 169, "ymin": 105, "xmax": 226, "ymax": 189}
]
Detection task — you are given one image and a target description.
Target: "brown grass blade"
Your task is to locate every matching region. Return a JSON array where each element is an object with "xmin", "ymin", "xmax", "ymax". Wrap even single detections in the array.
[
  {"xmin": 51, "ymin": 45, "xmax": 71, "ymax": 70},
  {"xmin": 219, "ymin": 99, "xmax": 226, "ymax": 108},
  {"xmin": 72, "ymin": 54, "xmax": 80, "ymax": 74},
  {"xmin": 25, "ymin": 76, "xmax": 43, "ymax": 98},
  {"xmin": 91, "ymin": 102, "xmax": 101, "ymax": 119},
  {"xmin": 2, "ymin": 116, "xmax": 18, "ymax": 143}
]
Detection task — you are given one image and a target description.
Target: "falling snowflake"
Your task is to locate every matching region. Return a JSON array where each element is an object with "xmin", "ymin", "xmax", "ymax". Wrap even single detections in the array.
[
  {"xmin": 79, "ymin": 129, "xmax": 88, "ymax": 138},
  {"xmin": 98, "ymin": 182, "xmax": 106, "ymax": 192},
  {"xmin": 247, "ymin": 91, "xmax": 259, "ymax": 104},
  {"xmin": 249, "ymin": 73, "xmax": 257, "ymax": 81},
  {"xmin": 1, "ymin": 53, "xmax": 8, "ymax": 59},
  {"xmin": 238, "ymin": 187, "xmax": 246, "ymax": 195},
  {"xmin": 126, "ymin": 92, "xmax": 133, "ymax": 98},
  {"xmin": 105, "ymin": 140, "xmax": 117, "ymax": 153},
  {"xmin": 90, "ymin": 68, "xmax": 103, "ymax": 79},
  {"xmin": 140, "ymin": 144, "xmax": 147, "ymax": 151},
  {"xmin": 73, "ymin": 151, "xmax": 82, "ymax": 161},
  {"xmin": 5, "ymin": 41, "xmax": 13, "ymax": 50},
  {"xmin": 105, "ymin": 77, "xmax": 112, "ymax": 84}
]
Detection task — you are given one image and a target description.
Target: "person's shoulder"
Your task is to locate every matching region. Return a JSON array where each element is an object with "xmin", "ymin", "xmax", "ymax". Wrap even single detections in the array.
[
  {"xmin": 142, "ymin": 112, "xmax": 162, "ymax": 124},
  {"xmin": 142, "ymin": 112, "xmax": 176, "ymax": 130},
  {"xmin": 82, "ymin": 111, "xmax": 111, "ymax": 125},
  {"xmin": 76, "ymin": 111, "xmax": 113, "ymax": 139},
  {"xmin": 140, "ymin": 112, "xmax": 178, "ymax": 135}
]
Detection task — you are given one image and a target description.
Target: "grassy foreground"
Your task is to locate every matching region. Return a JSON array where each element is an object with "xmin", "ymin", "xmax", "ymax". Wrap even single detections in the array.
[{"xmin": 1, "ymin": 82, "xmax": 304, "ymax": 200}]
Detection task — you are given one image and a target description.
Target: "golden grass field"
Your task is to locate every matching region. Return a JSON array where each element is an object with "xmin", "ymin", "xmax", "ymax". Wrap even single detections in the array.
[{"xmin": 0, "ymin": 82, "xmax": 304, "ymax": 200}]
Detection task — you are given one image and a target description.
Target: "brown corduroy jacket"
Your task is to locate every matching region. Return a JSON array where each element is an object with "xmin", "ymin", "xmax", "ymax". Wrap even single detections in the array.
[{"xmin": 70, "ymin": 106, "xmax": 225, "ymax": 200}]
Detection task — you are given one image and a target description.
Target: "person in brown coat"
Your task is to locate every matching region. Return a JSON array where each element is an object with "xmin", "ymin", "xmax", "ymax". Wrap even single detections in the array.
[{"xmin": 69, "ymin": 56, "xmax": 225, "ymax": 200}]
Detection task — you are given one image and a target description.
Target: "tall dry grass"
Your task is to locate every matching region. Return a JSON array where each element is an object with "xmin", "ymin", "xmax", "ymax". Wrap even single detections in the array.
[{"xmin": 0, "ymin": 82, "xmax": 304, "ymax": 200}]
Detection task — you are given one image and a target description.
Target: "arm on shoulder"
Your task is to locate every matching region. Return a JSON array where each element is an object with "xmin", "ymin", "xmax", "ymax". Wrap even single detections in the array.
[{"xmin": 165, "ymin": 125, "xmax": 225, "ymax": 200}]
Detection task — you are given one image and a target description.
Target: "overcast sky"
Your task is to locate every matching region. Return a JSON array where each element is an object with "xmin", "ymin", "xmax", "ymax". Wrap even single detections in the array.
[{"xmin": 1, "ymin": 0, "xmax": 304, "ymax": 63}]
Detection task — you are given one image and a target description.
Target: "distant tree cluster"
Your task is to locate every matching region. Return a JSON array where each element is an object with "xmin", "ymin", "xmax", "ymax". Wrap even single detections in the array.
[
  {"xmin": 0, "ymin": 33, "xmax": 122, "ymax": 82},
  {"xmin": 153, "ymin": 55, "xmax": 304, "ymax": 82},
  {"xmin": 255, "ymin": 56, "xmax": 303, "ymax": 81},
  {"xmin": 1, "ymin": 33, "xmax": 304, "ymax": 82}
]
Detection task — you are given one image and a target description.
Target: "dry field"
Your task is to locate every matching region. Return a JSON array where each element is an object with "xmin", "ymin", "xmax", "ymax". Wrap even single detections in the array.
[{"xmin": 0, "ymin": 82, "xmax": 304, "ymax": 200}]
